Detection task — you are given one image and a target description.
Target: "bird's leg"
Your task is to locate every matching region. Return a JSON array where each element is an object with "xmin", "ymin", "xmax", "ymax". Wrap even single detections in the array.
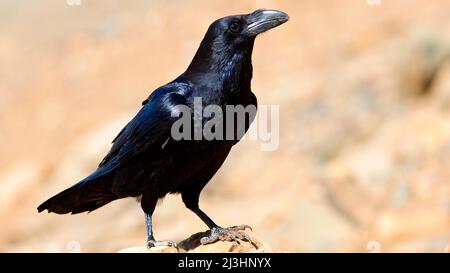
[
  {"xmin": 182, "ymin": 189, "xmax": 253, "ymax": 245},
  {"xmin": 145, "ymin": 213, "xmax": 155, "ymax": 244},
  {"xmin": 142, "ymin": 193, "xmax": 177, "ymax": 248},
  {"xmin": 145, "ymin": 213, "xmax": 177, "ymax": 248},
  {"xmin": 191, "ymin": 207, "xmax": 218, "ymax": 229},
  {"xmin": 191, "ymin": 207, "xmax": 253, "ymax": 245}
]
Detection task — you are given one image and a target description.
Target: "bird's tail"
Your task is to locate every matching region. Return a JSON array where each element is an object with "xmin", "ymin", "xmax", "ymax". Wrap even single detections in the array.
[{"xmin": 37, "ymin": 175, "xmax": 118, "ymax": 214}]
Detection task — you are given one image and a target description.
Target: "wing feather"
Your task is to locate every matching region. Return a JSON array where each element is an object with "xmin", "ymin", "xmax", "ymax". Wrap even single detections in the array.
[{"xmin": 98, "ymin": 86, "xmax": 188, "ymax": 169}]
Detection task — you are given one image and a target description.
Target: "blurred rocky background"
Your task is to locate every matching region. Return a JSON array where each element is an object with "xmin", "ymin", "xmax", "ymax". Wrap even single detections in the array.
[{"xmin": 0, "ymin": 0, "xmax": 449, "ymax": 252}]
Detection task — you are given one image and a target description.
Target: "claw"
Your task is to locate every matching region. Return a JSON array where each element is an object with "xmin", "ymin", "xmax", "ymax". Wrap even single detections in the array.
[
  {"xmin": 200, "ymin": 225, "xmax": 253, "ymax": 245},
  {"xmin": 147, "ymin": 240, "xmax": 178, "ymax": 248},
  {"xmin": 231, "ymin": 224, "xmax": 253, "ymax": 232}
]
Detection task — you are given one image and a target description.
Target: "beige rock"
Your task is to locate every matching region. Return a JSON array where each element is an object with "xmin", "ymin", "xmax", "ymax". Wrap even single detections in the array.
[
  {"xmin": 117, "ymin": 231, "xmax": 278, "ymax": 253},
  {"xmin": 118, "ymin": 246, "xmax": 179, "ymax": 253}
]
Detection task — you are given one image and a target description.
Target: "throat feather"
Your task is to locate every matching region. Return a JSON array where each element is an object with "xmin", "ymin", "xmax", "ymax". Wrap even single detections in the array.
[{"xmin": 218, "ymin": 52, "xmax": 252, "ymax": 93}]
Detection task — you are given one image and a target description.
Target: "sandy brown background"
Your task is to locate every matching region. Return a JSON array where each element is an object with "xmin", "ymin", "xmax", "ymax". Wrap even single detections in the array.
[{"xmin": 0, "ymin": 0, "xmax": 449, "ymax": 252}]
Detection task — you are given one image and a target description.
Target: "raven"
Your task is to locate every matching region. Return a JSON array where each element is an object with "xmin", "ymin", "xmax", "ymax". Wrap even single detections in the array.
[{"xmin": 38, "ymin": 9, "xmax": 289, "ymax": 247}]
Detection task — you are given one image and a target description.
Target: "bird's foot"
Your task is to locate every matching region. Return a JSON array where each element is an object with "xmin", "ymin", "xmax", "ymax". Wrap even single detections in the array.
[
  {"xmin": 200, "ymin": 225, "xmax": 253, "ymax": 245},
  {"xmin": 147, "ymin": 239, "xmax": 178, "ymax": 249}
]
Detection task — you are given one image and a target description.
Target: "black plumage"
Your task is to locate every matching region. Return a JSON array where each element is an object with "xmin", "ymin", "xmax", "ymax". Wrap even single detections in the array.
[{"xmin": 38, "ymin": 9, "xmax": 288, "ymax": 246}]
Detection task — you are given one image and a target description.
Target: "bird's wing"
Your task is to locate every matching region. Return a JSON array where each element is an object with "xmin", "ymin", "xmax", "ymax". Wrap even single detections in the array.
[
  {"xmin": 97, "ymin": 85, "xmax": 189, "ymax": 171},
  {"xmin": 36, "ymin": 85, "xmax": 190, "ymax": 214}
]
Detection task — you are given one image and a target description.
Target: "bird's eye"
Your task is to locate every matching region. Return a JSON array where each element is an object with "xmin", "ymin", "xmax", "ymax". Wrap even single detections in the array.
[{"xmin": 228, "ymin": 22, "xmax": 240, "ymax": 33}]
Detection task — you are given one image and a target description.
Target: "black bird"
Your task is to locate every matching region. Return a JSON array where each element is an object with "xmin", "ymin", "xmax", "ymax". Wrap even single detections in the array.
[{"xmin": 38, "ymin": 9, "xmax": 289, "ymax": 247}]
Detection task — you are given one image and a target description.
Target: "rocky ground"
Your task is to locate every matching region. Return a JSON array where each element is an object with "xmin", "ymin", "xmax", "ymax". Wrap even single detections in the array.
[
  {"xmin": 0, "ymin": 0, "xmax": 449, "ymax": 252},
  {"xmin": 118, "ymin": 230, "xmax": 277, "ymax": 253}
]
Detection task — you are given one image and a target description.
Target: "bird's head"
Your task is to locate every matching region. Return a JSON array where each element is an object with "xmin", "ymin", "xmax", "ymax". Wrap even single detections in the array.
[
  {"xmin": 206, "ymin": 9, "xmax": 289, "ymax": 48},
  {"xmin": 186, "ymin": 9, "xmax": 289, "ymax": 77}
]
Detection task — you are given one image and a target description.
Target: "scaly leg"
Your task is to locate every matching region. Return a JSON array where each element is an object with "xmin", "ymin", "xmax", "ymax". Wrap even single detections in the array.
[
  {"xmin": 145, "ymin": 213, "xmax": 177, "ymax": 248},
  {"xmin": 190, "ymin": 207, "xmax": 252, "ymax": 244},
  {"xmin": 182, "ymin": 190, "xmax": 253, "ymax": 245},
  {"xmin": 141, "ymin": 193, "xmax": 177, "ymax": 248}
]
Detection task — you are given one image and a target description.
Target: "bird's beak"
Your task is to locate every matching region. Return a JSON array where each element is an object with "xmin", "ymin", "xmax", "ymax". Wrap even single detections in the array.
[{"xmin": 245, "ymin": 9, "xmax": 289, "ymax": 36}]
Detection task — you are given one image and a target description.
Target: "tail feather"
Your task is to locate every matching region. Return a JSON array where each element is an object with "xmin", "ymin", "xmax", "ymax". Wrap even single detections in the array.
[
  {"xmin": 38, "ymin": 175, "xmax": 118, "ymax": 214},
  {"xmin": 68, "ymin": 198, "xmax": 117, "ymax": 214}
]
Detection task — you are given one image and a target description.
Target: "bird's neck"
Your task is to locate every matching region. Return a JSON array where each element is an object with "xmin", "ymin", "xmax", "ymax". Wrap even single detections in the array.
[
  {"xmin": 184, "ymin": 40, "xmax": 254, "ymax": 94},
  {"xmin": 216, "ymin": 49, "xmax": 253, "ymax": 93}
]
